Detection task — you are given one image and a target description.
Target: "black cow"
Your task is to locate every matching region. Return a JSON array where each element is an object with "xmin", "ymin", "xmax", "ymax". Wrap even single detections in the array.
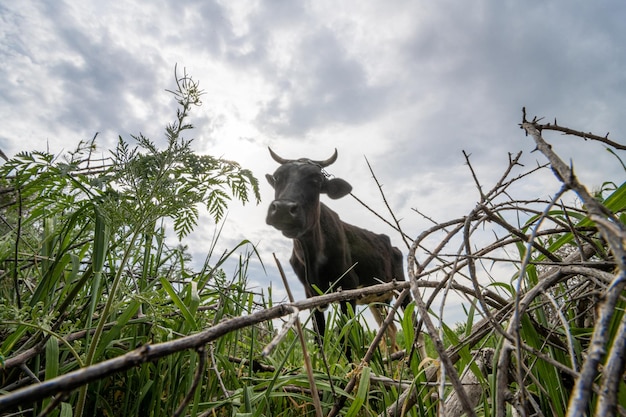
[{"xmin": 265, "ymin": 148, "xmax": 408, "ymax": 356}]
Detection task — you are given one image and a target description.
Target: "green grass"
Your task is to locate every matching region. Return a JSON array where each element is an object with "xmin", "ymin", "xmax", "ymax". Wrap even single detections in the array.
[{"xmin": 2, "ymin": 75, "xmax": 625, "ymax": 416}]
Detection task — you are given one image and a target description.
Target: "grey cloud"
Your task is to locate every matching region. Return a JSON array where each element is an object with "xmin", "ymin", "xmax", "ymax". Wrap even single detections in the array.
[
  {"xmin": 36, "ymin": 2, "xmax": 170, "ymax": 143},
  {"xmin": 181, "ymin": 0, "xmax": 234, "ymax": 57},
  {"xmin": 171, "ymin": 0, "xmax": 274, "ymax": 66},
  {"xmin": 377, "ymin": 1, "xmax": 626, "ymax": 178},
  {"xmin": 255, "ymin": 27, "xmax": 391, "ymax": 136},
  {"xmin": 2, "ymin": 1, "xmax": 625, "ymax": 192}
]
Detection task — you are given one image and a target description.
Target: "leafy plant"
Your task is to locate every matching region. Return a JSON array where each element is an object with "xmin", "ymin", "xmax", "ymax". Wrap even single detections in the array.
[
  {"xmin": 2, "ymin": 84, "xmax": 625, "ymax": 417},
  {"xmin": 0, "ymin": 68, "xmax": 261, "ymax": 416}
]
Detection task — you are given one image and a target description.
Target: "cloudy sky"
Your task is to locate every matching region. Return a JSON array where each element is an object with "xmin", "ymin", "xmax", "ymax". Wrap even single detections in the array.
[{"xmin": 1, "ymin": 1, "xmax": 625, "ymax": 320}]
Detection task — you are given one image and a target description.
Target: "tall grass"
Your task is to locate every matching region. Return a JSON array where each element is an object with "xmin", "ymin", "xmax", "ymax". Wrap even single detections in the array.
[
  {"xmin": 0, "ymin": 69, "xmax": 419, "ymax": 416},
  {"xmin": 1, "ymin": 74, "xmax": 625, "ymax": 417}
]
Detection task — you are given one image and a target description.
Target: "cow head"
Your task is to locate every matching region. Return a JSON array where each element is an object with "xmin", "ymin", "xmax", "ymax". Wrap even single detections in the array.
[{"xmin": 266, "ymin": 148, "xmax": 352, "ymax": 238}]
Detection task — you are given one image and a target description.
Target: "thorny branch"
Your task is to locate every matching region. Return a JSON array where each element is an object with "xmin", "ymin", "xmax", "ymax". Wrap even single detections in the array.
[
  {"xmin": 3, "ymin": 111, "xmax": 625, "ymax": 416},
  {"xmin": 531, "ymin": 113, "xmax": 626, "ymax": 151},
  {"xmin": 383, "ymin": 112, "xmax": 625, "ymax": 416},
  {"xmin": 521, "ymin": 110, "xmax": 626, "ymax": 417},
  {"xmin": 327, "ymin": 288, "xmax": 411, "ymax": 417},
  {"xmin": 0, "ymin": 278, "xmax": 495, "ymax": 412}
]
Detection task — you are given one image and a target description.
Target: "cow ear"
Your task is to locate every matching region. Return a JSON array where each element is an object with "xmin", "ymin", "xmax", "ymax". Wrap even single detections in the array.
[
  {"xmin": 324, "ymin": 178, "xmax": 352, "ymax": 199},
  {"xmin": 265, "ymin": 174, "xmax": 275, "ymax": 188}
]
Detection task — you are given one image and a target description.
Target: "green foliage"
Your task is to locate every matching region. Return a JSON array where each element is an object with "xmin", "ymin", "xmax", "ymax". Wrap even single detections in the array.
[
  {"xmin": 2, "ymin": 81, "xmax": 624, "ymax": 417},
  {"xmin": 1, "ymin": 68, "xmax": 422, "ymax": 417},
  {"xmin": 0, "ymin": 69, "xmax": 264, "ymax": 416}
]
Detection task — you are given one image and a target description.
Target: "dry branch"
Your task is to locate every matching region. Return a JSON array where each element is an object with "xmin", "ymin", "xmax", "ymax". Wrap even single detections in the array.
[
  {"xmin": 385, "ymin": 115, "xmax": 624, "ymax": 416},
  {"xmin": 521, "ymin": 115, "xmax": 626, "ymax": 417},
  {"xmin": 4, "ymin": 112, "xmax": 624, "ymax": 416},
  {"xmin": 410, "ymin": 266, "xmax": 478, "ymax": 417},
  {"xmin": 536, "ymin": 118, "xmax": 626, "ymax": 151},
  {"xmin": 0, "ymin": 303, "xmax": 292, "ymax": 411},
  {"xmin": 381, "ymin": 305, "xmax": 512, "ymax": 417},
  {"xmin": 327, "ymin": 288, "xmax": 411, "ymax": 417},
  {"xmin": 444, "ymin": 348, "xmax": 495, "ymax": 417},
  {"xmin": 273, "ymin": 253, "xmax": 323, "ymax": 417},
  {"xmin": 0, "ymin": 279, "xmax": 431, "ymax": 412}
]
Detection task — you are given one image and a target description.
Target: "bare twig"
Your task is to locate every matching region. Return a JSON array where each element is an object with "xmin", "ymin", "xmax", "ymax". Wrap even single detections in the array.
[
  {"xmin": 496, "ymin": 184, "xmax": 568, "ymax": 417},
  {"xmin": 261, "ymin": 307, "xmax": 300, "ymax": 356},
  {"xmin": 350, "ymin": 192, "xmax": 411, "ymax": 246},
  {"xmin": 444, "ymin": 348, "xmax": 495, "ymax": 417},
  {"xmin": 537, "ymin": 120, "xmax": 626, "ymax": 151},
  {"xmin": 36, "ymin": 392, "xmax": 68, "ymax": 417},
  {"xmin": 0, "ymin": 304, "xmax": 291, "ymax": 411},
  {"xmin": 272, "ymin": 253, "xmax": 323, "ymax": 417},
  {"xmin": 327, "ymin": 288, "xmax": 410, "ymax": 417},
  {"xmin": 363, "ymin": 156, "xmax": 412, "ymax": 250},
  {"xmin": 410, "ymin": 252, "xmax": 478, "ymax": 417},
  {"xmin": 596, "ymin": 306, "xmax": 626, "ymax": 416},
  {"xmin": 463, "ymin": 150, "xmax": 486, "ymax": 200},
  {"xmin": 521, "ymin": 114, "xmax": 626, "ymax": 417},
  {"xmin": 210, "ymin": 345, "xmax": 232, "ymax": 398},
  {"xmin": 381, "ymin": 305, "xmax": 512, "ymax": 417}
]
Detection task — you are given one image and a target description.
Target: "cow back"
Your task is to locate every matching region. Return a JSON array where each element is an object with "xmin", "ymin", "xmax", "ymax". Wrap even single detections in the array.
[{"xmin": 343, "ymin": 222, "xmax": 405, "ymax": 289}]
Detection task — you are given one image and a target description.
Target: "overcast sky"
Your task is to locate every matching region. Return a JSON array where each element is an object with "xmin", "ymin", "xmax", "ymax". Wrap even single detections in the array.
[{"xmin": 2, "ymin": 1, "xmax": 625, "ymax": 321}]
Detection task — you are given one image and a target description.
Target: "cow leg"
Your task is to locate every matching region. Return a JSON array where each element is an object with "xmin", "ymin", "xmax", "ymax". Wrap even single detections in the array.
[{"xmin": 370, "ymin": 303, "xmax": 399, "ymax": 353}]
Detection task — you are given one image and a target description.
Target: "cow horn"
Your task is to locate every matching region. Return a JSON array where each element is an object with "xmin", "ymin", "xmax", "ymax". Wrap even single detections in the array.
[
  {"xmin": 313, "ymin": 148, "xmax": 338, "ymax": 167},
  {"xmin": 268, "ymin": 147, "xmax": 292, "ymax": 164},
  {"xmin": 268, "ymin": 147, "xmax": 338, "ymax": 167}
]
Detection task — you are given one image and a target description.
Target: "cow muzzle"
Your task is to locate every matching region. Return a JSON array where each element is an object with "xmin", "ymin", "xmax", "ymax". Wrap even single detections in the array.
[{"xmin": 266, "ymin": 200, "xmax": 303, "ymax": 237}]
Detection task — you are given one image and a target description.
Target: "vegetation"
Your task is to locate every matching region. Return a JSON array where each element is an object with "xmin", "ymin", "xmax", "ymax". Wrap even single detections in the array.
[{"xmin": 1, "ymin": 72, "xmax": 625, "ymax": 417}]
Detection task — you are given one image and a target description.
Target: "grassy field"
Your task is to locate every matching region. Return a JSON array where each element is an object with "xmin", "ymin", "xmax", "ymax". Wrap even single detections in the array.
[{"xmin": 1, "ymin": 73, "xmax": 625, "ymax": 416}]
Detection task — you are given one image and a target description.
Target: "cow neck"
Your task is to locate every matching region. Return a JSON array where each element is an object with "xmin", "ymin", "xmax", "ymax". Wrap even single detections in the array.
[{"xmin": 292, "ymin": 204, "xmax": 327, "ymax": 284}]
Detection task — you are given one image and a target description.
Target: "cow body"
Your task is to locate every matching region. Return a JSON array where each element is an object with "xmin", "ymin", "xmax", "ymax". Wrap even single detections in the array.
[{"xmin": 265, "ymin": 148, "xmax": 408, "ymax": 356}]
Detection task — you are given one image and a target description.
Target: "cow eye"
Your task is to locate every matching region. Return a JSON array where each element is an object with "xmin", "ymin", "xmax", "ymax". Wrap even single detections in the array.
[{"xmin": 311, "ymin": 176, "xmax": 323, "ymax": 187}]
